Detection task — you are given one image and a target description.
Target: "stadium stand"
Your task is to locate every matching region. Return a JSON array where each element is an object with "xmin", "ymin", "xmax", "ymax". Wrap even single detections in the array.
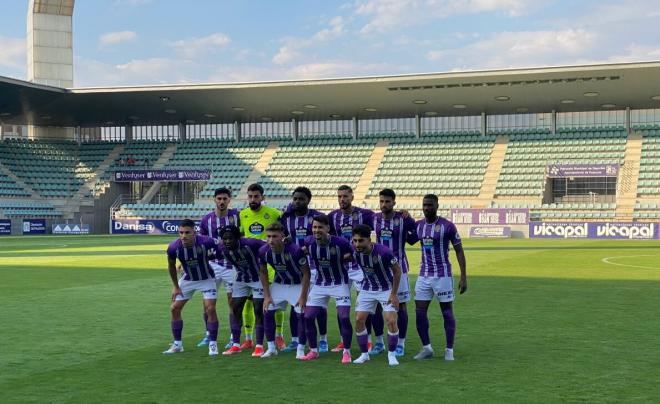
[
  {"xmin": 495, "ymin": 129, "xmax": 627, "ymax": 199},
  {"xmin": 0, "ymin": 200, "xmax": 61, "ymax": 218},
  {"xmin": 636, "ymin": 129, "xmax": 660, "ymax": 197}
]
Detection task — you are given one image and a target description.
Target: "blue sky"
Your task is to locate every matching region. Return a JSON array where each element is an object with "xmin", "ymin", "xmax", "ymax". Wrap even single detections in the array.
[{"xmin": 0, "ymin": 0, "xmax": 659, "ymax": 87}]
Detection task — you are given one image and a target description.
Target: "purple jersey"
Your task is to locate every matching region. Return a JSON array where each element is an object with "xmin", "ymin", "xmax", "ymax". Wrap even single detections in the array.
[
  {"xmin": 218, "ymin": 238, "xmax": 265, "ymax": 283},
  {"xmin": 328, "ymin": 207, "xmax": 375, "ymax": 272},
  {"xmin": 259, "ymin": 243, "xmax": 308, "ymax": 285},
  {"xmin": 199, "ymin": 209, "xmax": 240, "ymax": 268},
  {"xmin": 167, "ymin": 235, "xmax": 217, "ymax": 281},
  {"xmin": 279, "ymin": 208, "xmax": 322, "ymax": 247},
  {"xmin": 373, "ymin": 212, "xmax": 417, "ymax": 273},
  {"xmin": 415, "ymin": 217, "xmax": 461, "ymax": 278},
  {"xmin": 304, "ymin": 235, "xmax": 353, "ymax": 286},
  {"xmin": 352, "ymin": 244, "xmax": 398, "ymax": 292}
]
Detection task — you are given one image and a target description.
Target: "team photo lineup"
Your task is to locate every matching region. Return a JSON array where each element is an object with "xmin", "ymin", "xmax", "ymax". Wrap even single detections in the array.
[{"xmin": 164, "ymin": 183, "xmax": 467, "ymax": 366}]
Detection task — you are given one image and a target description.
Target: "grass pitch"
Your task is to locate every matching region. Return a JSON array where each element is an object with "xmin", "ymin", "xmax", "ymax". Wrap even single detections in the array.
[{"xmin": 1, "ymin": 236, "xmax": 659, "ymax": 403}]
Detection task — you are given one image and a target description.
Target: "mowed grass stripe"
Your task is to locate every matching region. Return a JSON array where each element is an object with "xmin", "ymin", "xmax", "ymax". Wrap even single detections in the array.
[{"xmin": 1, "ymin": 236, "xmax": 659, "ymax": 403}]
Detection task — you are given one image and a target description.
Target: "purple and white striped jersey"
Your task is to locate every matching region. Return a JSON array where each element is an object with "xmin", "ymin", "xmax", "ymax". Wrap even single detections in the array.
[
  {"xmin": 328, "ymin": 207, "xmax": 375, "ymax": 273},
  {"xmin": 199, "ymin": 209, "xmax": 240, "ymax": 268},
  {"xmin": 373, "ymin": 212, "xmax": 417, "ymax": 273},
  {"xmin": 352, "ymin": 244, "xmax": 398, "ymax": 292},
  {"xmin": 279, "ymin": 208, "xmax": 322, "ymax": 247},
  {"xmin": 167, "ymin": 235, "xmax": 217, "ymax": 281},
  {"xmin": 415, "ymin": 217, "xmax": 461, "ymax": 278},
  {"xmin": 259, "ymin": 243, "xmax": 308, "ymax": 285},
  {"xmin": 304, "ymin": 235, "xmax": 353, "ymax": 286},
  {"xmin": 218, "ymin": 238, "xmax": 265, "ymax": 283}
]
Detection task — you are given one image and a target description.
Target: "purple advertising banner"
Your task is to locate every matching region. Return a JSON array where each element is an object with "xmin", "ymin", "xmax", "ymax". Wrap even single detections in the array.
[
  {"xmin": 0, "ymin": 219, "xmax": 11, "ymax": 235},
  {"xmin": 451, "ymin": 208, "xmax": 529, "ymax": 225},
  {"xmin": 23, "ymin": 219, "xmax": 46, "ymax": 235},
  {"xmin": 114, "ymin": 170, "xmax": 211, "ymax": 182},
  {"xmin": 588, "ymin": 222, "xmax": 658, "ymax": 240},
  {"xmin": 547, "ymin": 164, "xmax": 619, "ymax": 178},
  {"xmin": 529, "ymin": 222, "xmax": 659, "ymax": 239},
  {"xmin": 111, "ymin": 219, "xmax": 201, "ymax": 234},
  {"xmin": 469, "ymin": 226, "xmax": 512, "ymax": 238}
]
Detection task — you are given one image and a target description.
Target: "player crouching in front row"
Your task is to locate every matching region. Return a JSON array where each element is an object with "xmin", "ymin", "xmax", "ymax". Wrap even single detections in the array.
[
  {"xmin": 350, "ymin": 224, "xmax": 402, "ymax": 366},
  {"xmin": 163, "ymin": 219, "xmax": 220, "ymax": 356},
  {"xmin": 258, "ymin": 222, "xmax": 311, "ymax": 358}
]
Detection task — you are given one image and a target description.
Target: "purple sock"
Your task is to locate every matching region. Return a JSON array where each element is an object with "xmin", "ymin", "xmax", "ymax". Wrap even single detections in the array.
[
  {"xmin": 297, "ymin": 311, "xmax": 307, "ymax": 345},
  {"xmin": 317, "ymin": 307, "xmax": 328, "ymax": 335},
  {"xmin": 264, "ymin": 310, "xmax": 276, "ymax": 342},
  {"xmin": 365, "ymin": 314, "xmax": 373, "ymax": 335},
  {"xmin": 305, "ymin": 306, "xmax": 321, "ymax": 349},
  {"xmin": 337, "ymin": 306, "xmax": 353, "ymax": 349},
  {"xmin": 357, "ymin": 332, "xmax": 369, "ymax": 353},
  {"xmin": 397, "ymin": 309, "xmax": 408, "ymax": 339},
  {"xmin": 442, "ymin": 306, "xmax": 456, "ymax": 349},
  {"xmin": 231, "ymin": 319, "xmax": 242, "ymax": 344},
  {"xmin": 416, "ymin": 309, "xmax": 431, "ymax": 346},
  {"xmin": 387, "ymin": 332, "xmax": 398, "ymax": 352},
  {"xmin": 289, "ymin": 306, "xmax": 297, "ymax": 338},
  {"xmin": 373, "ymin": 306, "xmax": 384, "ymax": 337},
  {"xmin": 207, "ymin": 321, "xmax": 218, "ymax": 342},
  {"xmin": 255, "ymin": 324, "xmax": 264, "ymax": 346},
  {"xmin": 229, "ymin": 312, "xmax": 238, "ymax": 340},
  {"xmin": 171, "ymin": 319, "xmax": 183, "ymax": 341}
]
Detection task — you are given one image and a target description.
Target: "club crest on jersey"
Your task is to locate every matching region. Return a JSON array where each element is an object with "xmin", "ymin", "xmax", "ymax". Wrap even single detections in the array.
[
  {"xmin": 228, "ymin": 216, "xmax": 235, "ymax": 224},
  {"xmin": 393, "ymin": 218, "xmax": 399, "ymax": 225},
  {"xmin": 196, "ymin": 247, "xmax": 203, "ymax": 254},
  {"xmin": 329, "ymin": 247, "xmax": 336, "ymax": 255},
  {"xmin": 352, "ymin": 212, "xmax": 359, "ymax": 220},
  {"xmin": 264, "ymin": 213, "xmax": 270, "ymax": 219},
  {"xmin": 435, "ymin": 224, "xmax": 441, "ymax": 231},
  {"xmin": 298, "ymin": 257, "xmax": 307, "ymax": 265}
]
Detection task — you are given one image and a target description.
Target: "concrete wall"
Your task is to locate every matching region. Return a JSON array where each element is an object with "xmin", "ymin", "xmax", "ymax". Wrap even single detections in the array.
[{"xmin": 27, "ymin": 8, "xmax": 73, "ymax": 88}]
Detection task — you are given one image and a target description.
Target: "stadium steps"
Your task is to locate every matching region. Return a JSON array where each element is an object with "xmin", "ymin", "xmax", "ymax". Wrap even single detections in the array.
[
  {"xmin": 353, "ymin": 139, "xmax": 388, "ymax": 202},
  {"xmin": 615, "ymin": 132, "xmax": 643, "ymax": 221},
  {"xmin": 139, "ymin": 143, "xmax": 178, "ymax": 204},
  {"xmin": 237, "ymin": 141, "xmax": 279, "ymax": 197},
  {"xmin": 0, "ymin": 160, "xmax": 41, "ymax": 199},
  {"xmin": 73, "ymin": 143, "xmax": 125, "ymax": 204},
  {"xmin": 474, "ymin": 135, "xmax": 508, "ymax": 208}
]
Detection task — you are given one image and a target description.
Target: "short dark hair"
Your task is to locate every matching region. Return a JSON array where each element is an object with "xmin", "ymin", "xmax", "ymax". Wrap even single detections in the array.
[
  {"xmin": 214, "ymin": 187, "xmax": 231, "ymax": 197},
  {"xmin": 266, "ymin": 222, "xmax": 285, "ymax": 233},
  {"xmin": 423, "ymin": 194, "xmax": 439, "ymax": 202},
  {"xmin": 379, "ymin": 188, "xmax": 396, "ymax": 200},
  {"xmin": 312, "ymin": 214, "xmax": 330, "ymax": 226},
  {"xmin": 219, "ymin": 224, "xmax": 240, "ymax": 239},
  {"xmin": 247, "ymin": 183, "xmax": 264, "ymax": 195},
  {"xmin": 180, "ymin": 219, "xmax": 196, "ymax": 229},
  {"xmin": 337, "ymin": 185, "xmax": 353, "ymax": 193},
  {"xmin": 292, "ymin": 186, "xmax": 312, "ymax": 200},
  {"xmin": 352, "ymin": 224, "xmax": 372, "ymax": 238}
]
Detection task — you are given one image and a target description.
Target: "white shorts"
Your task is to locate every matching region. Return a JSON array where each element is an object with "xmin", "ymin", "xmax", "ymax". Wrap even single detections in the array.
[
  {"xmin": 232, "ymin": 280, "xmax": 264, "ymax": 299},
  {"xmin": 397, "ymin": 274, "xmax": 411, "ymax": 303},
  {"xmin": 267, "ymin": 283, "xmax": 303, "ymax": 313},
  {"xmin": 175, "ymin": 278, "xmax": 217, "ymax": 301},
  {"xmin": 307, "ymin": 284, "xmax": 352, "ymax": 309},
  {"xmin": 210, "ymin": 262, "xmax": 235, "ymax": 294},
  {"xmin": 349, "ymin": 269, "xmax": 363, "ymax": 292},
  {"xmin": 355, "ymin": 289, "xmax": 397, "ymax": 314},
  {"xmin": 414, "ymin": 276, "xmax": 454, "ymax": 303}
]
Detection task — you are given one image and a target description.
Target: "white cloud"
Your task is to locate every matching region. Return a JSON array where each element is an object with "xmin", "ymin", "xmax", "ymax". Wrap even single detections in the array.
[
  {"xmin": 272, "ymin": 16, "xmax": 346, "ymax": 65},
  {"xmin": 355, "ymin": 0, "xmax": 546, "ymax": 34},
  {"xmin": 427, "ymin": 29, "xmax": 597, "ymax": 69},
  {"xmin": 100, "ymin": 31, "xmax": 137, "ymax": 46},
  {"xmin": 168, "ymin": 33, "xmax": 231, "ymax": 59},
  {"xmin": 0, "ymin": 36, "xmax": 26, "ymax": 71},
  {"xmin": 75, "ymin": 57, "xmax": 198, "ymax": 86},
  {"xmin": 273, "ymin": 45, "xmax": 300, "ymax": 65}
]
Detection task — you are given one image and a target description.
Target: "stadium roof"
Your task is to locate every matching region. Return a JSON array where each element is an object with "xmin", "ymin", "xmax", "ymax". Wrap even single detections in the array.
[{"xmin": 1, "ymin": 61, "xmax": 660, "ymax": 127}]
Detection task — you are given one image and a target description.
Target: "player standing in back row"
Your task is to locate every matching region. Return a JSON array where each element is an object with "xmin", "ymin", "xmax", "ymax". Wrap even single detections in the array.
[{"xmin": 413, "ymin": 194, "xmax": 467, "ymax": 361}]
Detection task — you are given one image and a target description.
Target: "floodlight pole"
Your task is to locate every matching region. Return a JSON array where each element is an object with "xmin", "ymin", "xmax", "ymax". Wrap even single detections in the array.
[
  {"xmin": 234, "ymin": 121, "xmax": 241, "ymax": 142},
  {"xmin": 292, "ymin": 118, "xmax": 298, "ymax": 141},
  {"xmin": 352, "ymin": 117, "xmax": 358, "ymax": 140},
  {"xmin": 415, "ymin": 114, "xmax": 421, "ymax": 139},
  {"xmin": 178, "ymin": 123, "xmax": 186, "ymax": 142},
  {"xmin": 480, "ymin": 112, "xmax": 486, "ymax": 136}
]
